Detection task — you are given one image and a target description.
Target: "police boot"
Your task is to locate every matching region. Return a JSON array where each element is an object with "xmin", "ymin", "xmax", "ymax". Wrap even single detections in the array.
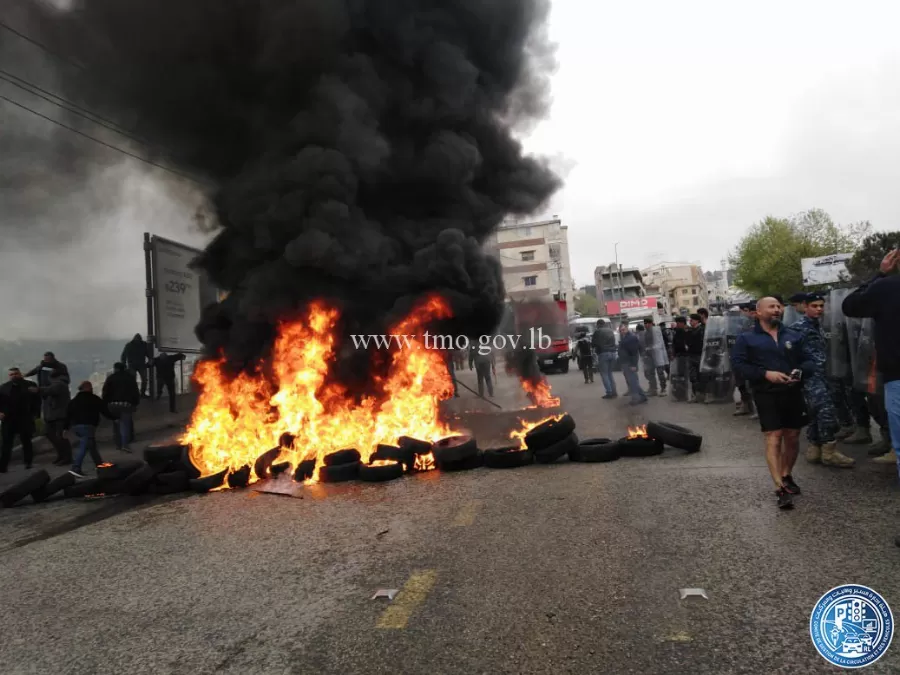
[
  {"xmin": 835, "ymin": 426, "xmax": 855, "ymax": 440},
  {"xmin": 806, "ymin": 443, "xmax": 822, "ymax": 464},
  {"xmin": 821, "ymin": 442, "xmax": 855, "ymax": 468},
  {"xmin": 867, "ymin": 432, "xmax": 891, "ymax": 456},
  {"xmin": 843, "ymin": 427, "xmax": 873, "ymax": 445},
  {"xmin": 872, "ymin": 448, "xmax": 897, "ymax": 464}
]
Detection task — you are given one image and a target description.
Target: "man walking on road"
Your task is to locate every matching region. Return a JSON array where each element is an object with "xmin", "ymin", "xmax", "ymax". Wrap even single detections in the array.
[
  {"xmin": 103, "ymin": 363, "xmax": 141, "ymax": 453},
  {"xmin": 592, "ymin": 320, "xmax": 618, "ymax": 399},
  {"xmin": 121, "ymin": 334, "xmax": 151, "ymax": 398},
  {"xmin": 842, "ymin": 249, "xmax": 900, "ymax": 482},
  {"xmin": 732, "ymin": 297, "xmax": 812, "ymax": 509},
  {"xmin": 39, "ymin": 369, "xmax": 73, "ymax": 466},
  {"xmin": 153, "ymin": 352, "xmax": 186, "ymax": 413},
  {"xmin": 618, "ymin": 323, "xmax": 647, "ymax": 406},
  {"xmin": 0, "ymin": 367, "xmax": 42, "ymax": 472},
  {"xmin": 790, "ymin": 293, "xmax": 854, "ymax": 468}
]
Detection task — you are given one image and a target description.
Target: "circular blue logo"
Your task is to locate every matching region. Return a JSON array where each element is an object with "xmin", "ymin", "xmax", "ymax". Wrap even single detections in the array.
[{"xmin": 810, "ymin": 584, "xmax": 894, "ymax": 668}]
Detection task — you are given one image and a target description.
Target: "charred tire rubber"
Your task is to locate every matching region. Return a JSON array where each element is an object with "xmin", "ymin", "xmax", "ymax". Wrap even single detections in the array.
[
  {"xmin": 32, "ymin": 472, "xmax": 76, "ymax": 503},
  {"xmin": 318, "ymin": 461, "xmax": 360, "ymax": 483},
  {"xmin": 432, "ymin": 435, "xmax": 478, "ymax": 465},
  {"xmin": 253, "ymin": 447, "xmax": 282, "ymax": 480},
  {"xmin": 534, "ymin": 433, "xmax": 578, "ymax": 464},
  {"xmin": 189, "ymin": 469, "xmax": 228, "ymax": 493},
  {"xmin": 227, "ymin": 465, "xmax": 251, "ymax": 488},
  {"xmin": 122, "ymin": 462, "xmax": 161, "ymax": 495},
  {"xmin": 96, "ymin": 459, "xmax": 144, "ymax": 482},
  {"xmin": 571, "ymin": 439, "xmax": 620, "ymax": 463},
  {"xmin": 63, "ymin": 478, "xmax": 104, "ymax": 498},
  {"xmin": 1, "ymin": 470, "xmax": 51, "ymax": 508},
  {"xmin": 437, "ymin": 451, "xmax": 484, "ymax": 472},
  {"xmin": 359, "ymin": 460, "xmax": 404, "ymax": 482},
  {"xmin": 144, "ymin": 443, "xmax": 185, "ymax": 467},
  {"xmin": 398, "ymin": 437, "xmax": 433, "ymax": 456},
  {"xmin": 324, "ymin": 449, "xmax": 361, "ymax": 466},
  {"xmin": 270, "ymin": 461, "xmax": 291, "ymax": 476},
  {"xmin": 156, "ymin": 471, "xmax": 189, "ymax": 492},
  {"xmin": 293, "ymin": 459, "xmax": 316, "ymax": 482},
  {"xmin": 647, "ymin": 421, "xmax": 703, "ymax": 453},
  {"xmin": 483, "ymin": 446, "xmax": 534, "ymax": 469},
  {"xmin": 524, "ymin": 414, "xmax": 576, "ymax": 451},
  {"xmin": 617, "ymin": 437, "xmax": 664, "ymax": 458},
  {"xmin": 371, "ymin": 444, "xmax": 415, "ymax": 472}
]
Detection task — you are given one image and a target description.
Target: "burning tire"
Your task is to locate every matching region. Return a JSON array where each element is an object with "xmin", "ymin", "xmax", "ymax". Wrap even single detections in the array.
[
  {"xmin": 533, "ymin": 432, "xmax": 578, "ymax": 464},
  {"xmin": 32, "ymin": 472, "xmax": 76, "ymax": 503},
  {"xmin": 359, "ymin": 460, "xmax": 404, "ymax": 482},
  {"xmin": 189, "ymin": 469, "xmax": 228, "ymax": 493},
  {"xmin": 647, "ymin": 421, "xmax": 703, "ymax": 453},
  {"xmin": 144, "ymin": 443, "xmax": 185, "ymax": 467},
  {"xmin": 64, "ymin": 478, "xmax": 104, "ymax": 498},
  {"xmin": 1, "ymin": 470, "xmax": 51, "ymax": 508},
  {"xmin": 293, "ymin": 459, "xmax": 315, "ymax": 482},
  {"xmin": 371, "ymin": 444, "xmax": 415, "ymax": 472},
  {"xmin": 432, "ymin": 435, "xmax": 478, "ymax": 464},
  {"xmin": 253, "ymin": 446, "xmax": 282, "ymax": 480},
  {"xmin": 570, "ymin": 438, "xmax": 620, "ymax": 463},
  {"xmin": 122, "ymin": 462, "xmax": 161, "ymax": 495},
  {"xmin": 398, "ymin": 436, "xmax": 432, "ymax": 455},
  {"xmin": 524, "ymin": 414, "xmax": 576, "ymax": 451},
  {"xmin": 318, "ymin": 461, "xmax": 360, "ymax": 483},
  {"xmin": 483, "ymin": 446, "xmax": 533, "ymax": 469},
  {"xmin": 617, "ymin": 437, "xmax": 663, "ymax": 458},
  {"xmin": 437, "ymin": 450, "xmax": 483, "ymax": 472},
  {"xmin": 270, "ymin": 462, "xmax": 291, "ymax": 476},
  {"xmin": 96, "ymin": 459, "xmax": 144, "ymax": 482},
  {"xmin": 324, "ymin": 449, "xmax": 361, "ymax": 466}
]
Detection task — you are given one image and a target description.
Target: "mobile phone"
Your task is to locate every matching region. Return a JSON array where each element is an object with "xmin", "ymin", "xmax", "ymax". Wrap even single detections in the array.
[{"xmin": 790, "ymin": 369, "xmax": 802, "ymax": 381}]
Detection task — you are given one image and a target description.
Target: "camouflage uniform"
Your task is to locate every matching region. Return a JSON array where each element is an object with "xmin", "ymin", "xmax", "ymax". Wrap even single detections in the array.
[{"xmin": 791, "ymin": 316, "xmax": 839, "ymax": 445}]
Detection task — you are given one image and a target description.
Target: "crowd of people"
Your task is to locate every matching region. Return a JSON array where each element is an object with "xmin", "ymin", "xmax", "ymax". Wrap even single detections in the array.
[
  {"xmin": 575, "ymin": 249, "xmax": 899, "ymax": 516},
  {"xmin": 0, "ymin": 334, "xmax": 188, "ymax": 478}
]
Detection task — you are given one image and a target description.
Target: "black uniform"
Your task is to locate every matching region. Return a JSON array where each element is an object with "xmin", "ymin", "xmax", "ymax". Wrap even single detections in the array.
[{"xmin": 0, "ymin": 377, "xmax": 41, "ymax": 471}]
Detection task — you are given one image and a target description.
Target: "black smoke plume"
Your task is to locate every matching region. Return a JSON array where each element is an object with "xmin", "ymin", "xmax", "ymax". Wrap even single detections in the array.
[{"xmin": 40, "ymin": 0, "xmax": 560, "ymax": 389}]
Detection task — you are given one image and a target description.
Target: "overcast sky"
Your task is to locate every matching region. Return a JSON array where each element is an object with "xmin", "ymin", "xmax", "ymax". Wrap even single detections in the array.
[
  {"xmin": 3, "ymin": 0, "xmax": 900, "ymax": 340},
  {"xmin": 525, "ymin": 0, "xmax": 900, "ymax": 287}
]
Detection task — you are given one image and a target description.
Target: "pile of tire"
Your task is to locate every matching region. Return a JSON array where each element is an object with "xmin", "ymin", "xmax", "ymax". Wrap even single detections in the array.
[
  {"xmin": 0, "ymin": 443, "xmax": 202, "ymax": 508},
  {"xmin": 522, "ymin": 414, "xmax": 578, "ymax": 464}
]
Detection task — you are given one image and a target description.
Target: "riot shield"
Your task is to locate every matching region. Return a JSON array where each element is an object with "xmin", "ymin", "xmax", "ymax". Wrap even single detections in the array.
[
  {"xmin": 670, "ymin": 355, "xmax": 689, "ymax": 401},
  {"xmin": 848, "ymin": 318, "xmax": 876, "ymax": 392},
  {"xmin": 784, "ymin": 305, "xmax": 803, "ymax": 328},
  {"xmin": 824, "ymin": 288, "xmax": 852, "ymax": 380},
  {"xmin": 645, "ymin": 326, "xmax": 669, "ymax": 368},
  {"xmin": 700, "ymin": 317, "xmax": 728, "ymax": 375}
]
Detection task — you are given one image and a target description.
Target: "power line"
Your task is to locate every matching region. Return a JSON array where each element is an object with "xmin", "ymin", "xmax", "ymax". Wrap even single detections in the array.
[
  {"xmin": 0, "ymin": 18, "xmax": 85, "ymax": 71},
  {"xmin": 0, "ymin": 93, "xmax": 206, "ymax": 185},
  {"xmin": 0, "ymin": 70, "xmax": 148, "ymax": 146}
]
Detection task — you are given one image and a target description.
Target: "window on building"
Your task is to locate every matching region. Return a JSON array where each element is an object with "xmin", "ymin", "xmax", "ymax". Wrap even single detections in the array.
[
  {"xmin": 523, "ymin": 276, "xmax": 537, "ymax": 287},
  {"xmin": 522, "ymin": 226, "xmax": 532, "ymax": 236},
  {"xmin": 681, "ymin": 288, "xmax": 689, "ymax": 296},
  {"xmin": 520, "ymin": 250, "xmax": 535, "ymax": 262},
  {"xmin": 693, "ymin": 297, "xmax": 699, "ymax": 306}
]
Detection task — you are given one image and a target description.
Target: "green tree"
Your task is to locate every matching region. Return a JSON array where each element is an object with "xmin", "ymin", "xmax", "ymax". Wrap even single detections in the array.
[
  {"xmin": 574, "ymin": 288, "xmax": 599, "ymax": 315},
  {"xmin": 729, "ymin": 210, "xmax": 870, "ymax": 298},
  {"xmin": 846, "ymin": 231, "xmax": 900, "ymax": 281}
]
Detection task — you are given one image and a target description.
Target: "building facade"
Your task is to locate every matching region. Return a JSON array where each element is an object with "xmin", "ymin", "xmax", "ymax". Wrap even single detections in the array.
[
  {"xmin": 641, "ymin": 262, "xmax": 708, "ymax": 316},
  {"xmin": 484, "ymin": 216, "xmax": 575, "ymax": 317},
  {"xmin": 593, "ymin": 264, "xmax": 645, "ymax": 316}
]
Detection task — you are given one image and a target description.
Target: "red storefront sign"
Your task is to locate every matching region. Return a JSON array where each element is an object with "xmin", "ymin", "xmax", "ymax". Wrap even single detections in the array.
[{"xmin": 605, "ymin": 296, "xmax": 657, "ymax": 315}]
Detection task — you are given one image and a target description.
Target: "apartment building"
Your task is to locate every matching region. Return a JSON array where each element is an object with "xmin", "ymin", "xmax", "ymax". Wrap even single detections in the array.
[
  {"xmin": 641, "ymin": 262, "xmax": 708, "ymax": 315},
  {"xmin": 484, "ymin": 216, "xmax": 574, "ymax": 316}
]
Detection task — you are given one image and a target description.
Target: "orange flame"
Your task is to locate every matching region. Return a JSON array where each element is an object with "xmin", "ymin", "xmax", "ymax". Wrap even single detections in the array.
[
  {"xmin": 626, "ymin": 425, "xmax": 648, "ymax": 439},
  {"xmin": 183, "ymin": 296, "xmax": 456, "ymax": 482},
  {"xmin": 509, "ymin": 414, "xmax": 564, "ymax": 449},
  {"xmin": 520, "ymin": 377, "xmax": 560, "ymax": 408},
  {"xmin": 414, "ymin": 451, "xmax": 436, "ymax": 472}
]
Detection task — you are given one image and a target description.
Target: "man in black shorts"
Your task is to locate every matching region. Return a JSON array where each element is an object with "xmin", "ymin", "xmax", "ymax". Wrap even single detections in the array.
[{"xmin": 732, "ymin": 297, "xmax": 812, "ymax": 509}]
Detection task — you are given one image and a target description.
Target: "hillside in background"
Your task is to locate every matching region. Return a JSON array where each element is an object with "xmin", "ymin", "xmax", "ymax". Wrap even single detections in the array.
[{"xmin": 0, "ymin": 338, "xmax": 131, "ymax": 386}]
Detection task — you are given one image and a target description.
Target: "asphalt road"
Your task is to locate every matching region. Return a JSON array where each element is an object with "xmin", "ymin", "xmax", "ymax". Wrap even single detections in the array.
[{"xmin": 1, "ymin": 365, "xmax": 899, "ymax": 674}]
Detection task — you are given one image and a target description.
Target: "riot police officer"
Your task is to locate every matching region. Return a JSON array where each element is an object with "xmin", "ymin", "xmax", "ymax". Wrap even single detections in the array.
[{"xmin": 790, "ymin": 293, "xmax": 854, "ymax": 468}]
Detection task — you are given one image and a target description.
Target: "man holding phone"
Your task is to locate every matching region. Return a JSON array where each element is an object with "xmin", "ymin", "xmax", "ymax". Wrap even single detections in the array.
[
  {"xmin": 790, "ymin": 293, "xmax": 855, "ymax": 468},
  {"xmin": 732, "ymin": 297, "xmax": 814, "ymax": 509}
]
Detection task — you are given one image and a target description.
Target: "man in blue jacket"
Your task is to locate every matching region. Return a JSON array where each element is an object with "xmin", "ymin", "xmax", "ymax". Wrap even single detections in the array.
[
  {"xmin": 789, "ymin": 293, "xmax": 854, "ymax": 468},
  {"xmin": 617, "ymin": 323, "xmax": 647, "ymax": 406},
  {"xmin": 842, "ymin": 249, "xmax": 900, "ymax": 482},
  {"xmin": 732, "ymin": 297, "xmax": 814, "ymax": 509}
]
